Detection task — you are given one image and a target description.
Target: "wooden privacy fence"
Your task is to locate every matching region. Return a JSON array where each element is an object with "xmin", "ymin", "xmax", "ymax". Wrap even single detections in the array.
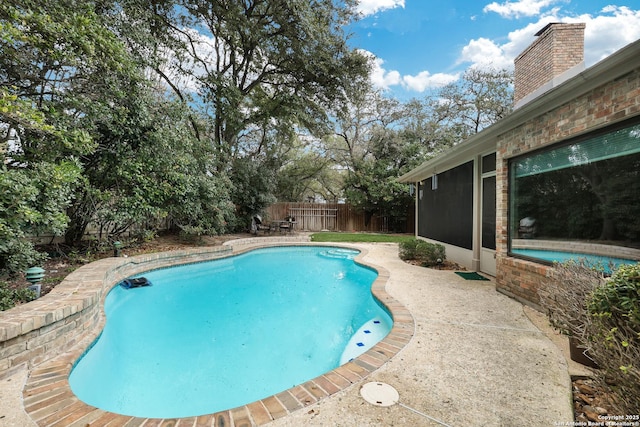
[
  {"xmin": 264, "ymin": 202, "xmax": 414, "ymax": 233},
  {"xmin": 29, "ymin": 203, "xmax": 413, "ymax": 243}
]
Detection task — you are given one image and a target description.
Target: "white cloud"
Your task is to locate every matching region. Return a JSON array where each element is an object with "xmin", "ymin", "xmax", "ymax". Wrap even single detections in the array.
[
  {"xmin": 369, "ymin": 55, "xmax": 402, "ymax": 89},
  {"xmin": 356, "ymin": 0, "xmax": 405, "ymax": 16},
  {"xmin": 365, "ymin": 51, "xmax": 458, "ymax": 93},
  {"xmin": 402, "ymin": 71, "xmax": 460, "ymax": 92},
  {"xmin": 458, "ymin": 37, "xmax": 514, "ymax": 71},
  {"xmin": 578, "ymin": 6, "xmax": 640, "ymax": 65},
  {"xmin": 458, "ymin": 5, "xmax": 640, "ymax": 72},
  {"xmin": 483, "ymin": 0, "xmax": 560, "ymax": 19}
]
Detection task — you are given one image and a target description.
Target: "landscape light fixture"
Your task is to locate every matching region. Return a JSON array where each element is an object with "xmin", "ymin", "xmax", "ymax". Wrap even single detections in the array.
[{"xmin": 25, "ymin": 266, "xmax": 45, "ymax": 298}]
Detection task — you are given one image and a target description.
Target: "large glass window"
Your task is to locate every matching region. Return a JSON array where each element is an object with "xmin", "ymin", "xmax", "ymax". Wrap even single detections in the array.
[{"xmin": 508, "ymin": 119, "xmax": 640, "ymax": 263}]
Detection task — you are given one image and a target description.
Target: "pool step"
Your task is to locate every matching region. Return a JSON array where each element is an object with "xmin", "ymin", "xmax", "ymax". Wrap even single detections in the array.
[
  {"xmin": 318, "ymin": 249, "xmax": 359, "ymax": 260},
  {"xmin": 339, "ymin": 316, "xmax": 389, "ymax": 365}
]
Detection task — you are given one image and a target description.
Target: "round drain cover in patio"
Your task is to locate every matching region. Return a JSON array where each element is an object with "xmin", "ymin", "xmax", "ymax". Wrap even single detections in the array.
[{"xmin": 360, "ymin": 382, "xmax": 399, "ymax": 407}]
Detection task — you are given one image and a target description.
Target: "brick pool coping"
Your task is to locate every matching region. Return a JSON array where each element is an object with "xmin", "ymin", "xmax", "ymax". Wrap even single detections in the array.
[{"xmin": 3, "ymin": 239, "xmax": 414, "ymax": 426}]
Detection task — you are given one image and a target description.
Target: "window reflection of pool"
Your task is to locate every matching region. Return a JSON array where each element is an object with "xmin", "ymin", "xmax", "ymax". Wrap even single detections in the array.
[
  {"xmin": 511, "ymin": 248, "xmax": 637, "ymax": 273},
  {"xmin": 69, "ymin": 246, "xmax": 392, "ymax": 419}
]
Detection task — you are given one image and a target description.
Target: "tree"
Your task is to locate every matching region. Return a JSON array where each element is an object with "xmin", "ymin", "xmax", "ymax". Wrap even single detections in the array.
[
  {"xmin": 276, "ymin": 154, "xmax": 343, "ymax": 203},
  {"xmin": 64, "ymin": 84, "xmax": 236, "ymax": 244},
  {"xmin": 328, "ymin": 82, "xmax": 419, "ymax": 230},
  {"xmin": 328, "ymin": 67, "xmax": 514, "ymax": 232},
  {"xmin": 430, "ymin": 67, "xmax": 513, "ymax": 138},
  {"xmin": 400, "ymin": 98, "xmax": 460, "ymax": 160},
  {"xmin": 138, "ymin": 0, "xmax": 370, "ymax": 221},
  {"xmin": 1, "ymin": 0, "xmax": 237, "ymax": 262},
  {"xmin": 0, "ymin": 0, "xmax": 123, "ymax": 274},
  {"xmin": 168, "ymin": 0, "xmax": 369, "ymax": 153},
  {"xmin": 274, "ymin": 134, "xmax": 343, "ymax": 203}
]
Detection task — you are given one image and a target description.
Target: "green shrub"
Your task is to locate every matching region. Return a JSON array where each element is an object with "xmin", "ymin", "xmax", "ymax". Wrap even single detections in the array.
[
  {"xmin": 0, "ymin": 235, "xmax": 47, "ymax": 278},
  {"xmin": 586, "ymin": 263, "xmax": 640, "ymax": 414},
  {"xmin": 398, "ymin": 239, "xmax": 420, "ymax": 260},
  {"xmin": 0, "ymin": 282, "xmax": 37, "ymax": 311},
  {"xmin": 589, "ymin": 263, "xmax": 640, "ymax": 324},
  {"xmin": 399, "ymin": 239, "xmax": 446, "ymax": 266}
]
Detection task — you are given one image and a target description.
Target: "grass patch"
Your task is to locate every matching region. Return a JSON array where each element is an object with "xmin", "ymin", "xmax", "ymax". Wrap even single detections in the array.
[{"xmin": 310, "ymin": 232, "xmax": 414, "ymax": 243}]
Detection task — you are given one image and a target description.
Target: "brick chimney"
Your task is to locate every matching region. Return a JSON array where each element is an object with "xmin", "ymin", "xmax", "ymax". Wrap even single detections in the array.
[{"xmin": 513, "ymin": 23, "xmax": 585, "ymax": 109}]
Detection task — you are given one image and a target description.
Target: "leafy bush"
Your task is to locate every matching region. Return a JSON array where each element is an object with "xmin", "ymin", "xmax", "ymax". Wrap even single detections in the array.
[
  {"xmin": 0, "ymin": 282, "xmax": 37, "ymax": 311},
  {"xmin": 398, "ymin": 239, "xmax": 420, "ymax": 260},
  {"xmin": 399, "ymin": 239, "xmax": 446, "ymax": 266},
  {"xmin": 0, "ymin": 237, "xmax": 47, "ymax": 278},
  {"xmin": 1, "ymin": 162, "xmax": 80, "ymax": 276},
  {"xmin": 133, "ymin": 229, "xmax": 157, "ymax": 244},
  {"xmin": 586, "ymin": 263, "xmax": 640, "ymax": 413}
]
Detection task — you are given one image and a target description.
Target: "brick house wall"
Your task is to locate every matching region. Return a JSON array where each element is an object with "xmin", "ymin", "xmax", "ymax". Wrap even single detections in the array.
[
  {"xmin": 495, "ymin": 67, "xmax": 640, "ymax": 307},
  {"xmin": 514, "ymin": 23, "xmax": 585, "ymax": 106}
]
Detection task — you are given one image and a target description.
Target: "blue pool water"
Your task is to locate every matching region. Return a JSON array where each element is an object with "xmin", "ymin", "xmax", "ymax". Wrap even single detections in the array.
[
  {"xmin": 69, "ymin": 246, "xmax": 392, "ymax": 418},
  {"xmin": 511, "ymin": 248, "xmax": 637, "ymax": 273}
]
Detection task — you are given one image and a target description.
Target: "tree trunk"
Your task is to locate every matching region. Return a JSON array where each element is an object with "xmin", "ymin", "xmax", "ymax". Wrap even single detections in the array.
[
  {"xmin": 64, "ymin": 194, "xmax": 94, "ymax": 246},
  {"xmin": 64, "ymin": 219, "xmax": 90, "ymax": 246}
]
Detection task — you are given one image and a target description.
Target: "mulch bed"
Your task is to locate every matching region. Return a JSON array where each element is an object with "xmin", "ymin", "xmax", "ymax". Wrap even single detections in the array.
[
  {"xmin": 403, "ymin": 259, "xmax": 463, "ymax": 270},
  {"xmin": 572, "ymin": 377, "xmax": 621, "ymax": 423}
]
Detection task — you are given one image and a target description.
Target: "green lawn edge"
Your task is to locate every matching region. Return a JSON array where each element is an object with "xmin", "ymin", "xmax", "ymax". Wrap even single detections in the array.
[{"xmin": 309, "ymin": 232, "xmax": 415, "ymax": 243}]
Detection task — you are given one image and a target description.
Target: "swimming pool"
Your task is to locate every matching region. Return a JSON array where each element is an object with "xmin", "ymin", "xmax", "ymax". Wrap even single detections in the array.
[
  {"xmin": 69, "ymin": 246, "xmax": 392, "ymax": 418},
  {"xmin": 511, "ymin": 248, "xmax": 637, "ymax": 273}
]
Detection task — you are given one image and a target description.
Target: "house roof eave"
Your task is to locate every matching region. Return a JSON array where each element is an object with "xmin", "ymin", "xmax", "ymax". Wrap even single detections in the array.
[{"xmin": 398, "ymin": 38, "xmax": 640, "ymax": 184}]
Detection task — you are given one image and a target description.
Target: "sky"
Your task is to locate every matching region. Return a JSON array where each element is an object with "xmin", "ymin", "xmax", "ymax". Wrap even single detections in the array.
[{"xmin": 348, "ymin": 0, "xmax": 640, "ymax": 100}]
